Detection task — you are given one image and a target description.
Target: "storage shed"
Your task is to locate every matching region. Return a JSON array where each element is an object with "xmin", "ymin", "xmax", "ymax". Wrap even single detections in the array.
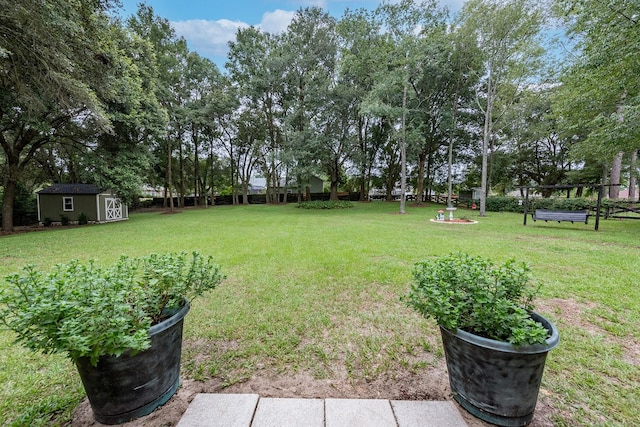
[{"xmin": 37, "ymin": 184, "xmax": 128, "ymax": 225}]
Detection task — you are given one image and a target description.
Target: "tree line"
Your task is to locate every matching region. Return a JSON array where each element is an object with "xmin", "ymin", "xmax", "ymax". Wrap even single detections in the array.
[{"xmin": 1, "ymin": 0, "xmax": 638, "ymax": 231}]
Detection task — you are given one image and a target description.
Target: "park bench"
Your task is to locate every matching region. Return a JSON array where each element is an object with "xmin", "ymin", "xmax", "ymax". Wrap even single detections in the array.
[{"xmin": 532, "ymin": 209, "xmax": 589, "ymax": 224}]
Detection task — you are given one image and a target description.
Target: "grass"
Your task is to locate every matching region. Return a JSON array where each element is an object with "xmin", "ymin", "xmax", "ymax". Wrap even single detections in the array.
[{"xmin": 1, "ymin": 202, "xmax": 639, "ymax": 426}]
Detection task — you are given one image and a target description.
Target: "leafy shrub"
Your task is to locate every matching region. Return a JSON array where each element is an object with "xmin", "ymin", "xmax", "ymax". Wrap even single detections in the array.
[
  {"xmin": 529, "ymin": 197, "xmax": 591, "ymax": 211},
  {"xmin": 59, "ymin": 214, "xmax": 70, "ymax": 226},
  {"xmin": 297, "ymin": 200, "xmax": 354, "ymax": 209},
  {"xmin": 78, "ymin": 212, "xmax": 88, "ymax": 225},
  {"xmin": 483, "ymin": 196, "xmax": 600, "ymax": 213},
  {"xmin": 485, "ymin": 197, "xmax": 525, "ymax": 212},
  {"xmin": 43, "ymin": 217, "xmax": 53, "ymax": 227},
  {"xmin": 404, "ymin": 252, "xmax": 548, "ymax": 346},
  {"xmin": 0, "ymin": 252, "xmax": 225, "ymax": 365}
]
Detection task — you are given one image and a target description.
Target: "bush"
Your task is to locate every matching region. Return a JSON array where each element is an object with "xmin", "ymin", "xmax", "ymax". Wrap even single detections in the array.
[
  {"xmin": 485, "ymin": 197, "xmax": 525, "ymax": 212},
  {"xmin": 78, "ymin": 212, "xmax": 88, "ymax": 225},
  {"xmin": 0, "ymin": 252, "xmax": 225, "ymax": 365},
  {"xmin": 404, "ymin": 252, "xmax": 548, "ymax": 346},
  {"xmin": 59, "ymin": 215, "xmax": 70, "ymax": 226},
  {"xmin": 43, "ymin": 217, "xmax": 53, "ymax": 227},
  {"xmin": 529, "ymin": 197, "xmax": 592, "ymax": 211},
  {"xmin": 297, "ymin": 200, "xmax": 354, "ymax": 209},
  {"xmin": 482, "ymin": 196, "xmax": 600, "ymax": 213}
]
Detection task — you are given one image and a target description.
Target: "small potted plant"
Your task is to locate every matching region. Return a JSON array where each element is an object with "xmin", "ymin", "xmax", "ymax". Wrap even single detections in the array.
[
  {"xmin": 0, "ymin": 251, "xmax": 225, "ymax": 424},
  {"xmin": 404, "ymin": 252, "xmax": 559, "ymax": 427}
]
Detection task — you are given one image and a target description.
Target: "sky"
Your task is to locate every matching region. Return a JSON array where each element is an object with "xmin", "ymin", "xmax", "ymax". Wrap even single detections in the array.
[{"xmin": 117, "ymin": 0, "xmax": 467, "ymax": 69}]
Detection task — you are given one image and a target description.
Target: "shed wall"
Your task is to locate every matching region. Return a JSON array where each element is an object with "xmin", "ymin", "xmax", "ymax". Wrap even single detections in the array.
[{"xmin": 38, "ymin": 194, "xmax": 98, "ymax": 222}]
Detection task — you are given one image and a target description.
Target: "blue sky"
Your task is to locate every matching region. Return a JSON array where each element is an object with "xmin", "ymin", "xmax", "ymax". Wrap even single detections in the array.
[{"xmin": 117, "ymin": 0, "xmax": 467, "ymax": 69}]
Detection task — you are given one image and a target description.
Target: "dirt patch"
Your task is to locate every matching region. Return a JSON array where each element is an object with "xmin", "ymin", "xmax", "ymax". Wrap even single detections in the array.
[
  {"xmin": 72, "ymin": 365, "xmax": 556, "ymax": 427},
  {"xmin": 71, "ymin": 298, "xmax": 567, "ymax": 426}
]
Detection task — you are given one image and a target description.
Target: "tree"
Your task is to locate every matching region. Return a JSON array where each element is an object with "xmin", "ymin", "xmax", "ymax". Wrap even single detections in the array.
[
  {"xmin": 182, "ymin": 52, "xmax": 225, "ymax": 206},
  {"xmin": 227, "ymin": 27, "xmax": 287, "ymax": 204},
  {"xmin": 457, "ymin": 0, "xmax": 544, "ymax": 216},
  {"xmin": 128, "ymin": 5, "xmax": 189, "ymax": 211},
  {"xmin": 83, "ymin": 23, "xmax": 168, "ymax": 205},
  {"xmin": 281, "ymin": 8, "xmax": 343, "ymax": 200},
  {"xmin": 358, "ymin": 1, "xmax": 437, "ymax": 211},
  {"xmin": 554, "ymin": 0, "xmax": 640, "ymax": 197},
  {"xmin": 502, "ymin": 88, "xmax": 573, "ymax": 195},
  {"xmin": 0, "ymin": 0, "xmax": 137, "ymax": 231},
  {"xmin": 337, "ymin": 8, "xmax": 387, "ymax": 201}
]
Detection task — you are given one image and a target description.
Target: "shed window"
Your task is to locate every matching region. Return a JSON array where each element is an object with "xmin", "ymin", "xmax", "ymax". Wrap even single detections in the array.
[{"xmin": 63, "ymin": 197, "xmax": 74, "ymax": 211}]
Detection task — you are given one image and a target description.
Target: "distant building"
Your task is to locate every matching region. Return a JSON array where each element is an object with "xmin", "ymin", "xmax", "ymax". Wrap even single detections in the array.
[{"xmin": 37, "ymin": 184, "xmax": 128, "ymax": 225}]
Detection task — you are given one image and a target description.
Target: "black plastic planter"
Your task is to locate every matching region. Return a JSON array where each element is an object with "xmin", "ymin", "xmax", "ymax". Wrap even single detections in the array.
[
  {"xmin": 440, "ymin": 312, "xmax": 559, "ymax": 427},
  {"xmin": 75, "ymin": 301, "xmax": 190, "ymax": 424}
]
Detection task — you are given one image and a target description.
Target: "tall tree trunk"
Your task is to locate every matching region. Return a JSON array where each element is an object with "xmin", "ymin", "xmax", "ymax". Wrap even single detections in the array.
[
  {"xmin": 179, "ymin": 138, "xmax": 185, "ymax": 208},
  {"xmin": 2, "ymin": 177, "xmax": 16, "ymax": 232},
  {"xmin": 480, "ymin": 69, "xmax": 494, "ymax": 217},
  {"xmin": 400, "ymin": 79, "xmax": 407, "ymax": 214},
  {"xmin": 193, "ymin": 129, "xmax": 200, "ymax": 207},
  {"xmin": 447, "ymin": 70, "xmax": 462, "ymax": 208},
  {"xmin": 416, "ymin": 152, "xmax": 426, "ymax": 205},
  {"xmin": 609, "ymin": 152, "xmax": 623, "ymax": 199},
  {"xmin": 166, "ymin": 135, "xmax": 174, "ymax": 213},
  {"xmin": 329, "ymin": 161, "xmax": 339, "ymax": 201},
  {"xmin": 242, "ymin": 181, "xmax": 249, "ymax": 205},
  {"xmin": 629, "ymin": 150, "xmax": 638, "ymax": 202}
]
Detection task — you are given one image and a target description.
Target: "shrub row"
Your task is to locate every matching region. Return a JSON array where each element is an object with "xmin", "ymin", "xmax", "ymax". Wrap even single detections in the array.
[
  {"xmin": 482, "ymin": 196, "xmax": 636, "ymax": 213},
  {"xmin": 297, "ymin": 200, "xmax": 354, "ymax": 209}
]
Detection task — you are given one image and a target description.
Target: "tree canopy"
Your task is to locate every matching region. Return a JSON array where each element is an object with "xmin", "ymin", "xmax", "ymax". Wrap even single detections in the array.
[{"xmin": 1, "ymin": 0, "xmax": 638, "ymax": 231}]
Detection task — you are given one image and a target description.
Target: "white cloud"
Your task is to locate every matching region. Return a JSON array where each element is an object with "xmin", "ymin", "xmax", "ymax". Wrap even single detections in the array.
[
  {"xmin": 170, "ymin": 11, "xmax": 296, "ymax": 65},
  {"xmin": 258, "ymin": 9, "xmax": 297, "ymax": 34},
  {"xmin": 171, "ymin": 19, "xmax": 249, "ymax": 57}
]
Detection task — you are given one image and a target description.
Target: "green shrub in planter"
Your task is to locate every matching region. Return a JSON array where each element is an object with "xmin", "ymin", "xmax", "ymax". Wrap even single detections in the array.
[
  {"xmin": 405, "ymin": 252, "xmax": 558, "ymax": 426},
  {"xmin": 0, "ymin": 251, "xmax": 225, "ymax": 365},
  {"xmin": 405, "ymin": 252, "xmax": 547, "ymax": 345}
]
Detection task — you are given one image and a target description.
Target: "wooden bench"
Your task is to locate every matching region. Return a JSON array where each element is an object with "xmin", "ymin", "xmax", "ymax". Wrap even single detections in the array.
[{"xmin": 532, "ymin": 209, "xmax": 589, "ymax": 224}]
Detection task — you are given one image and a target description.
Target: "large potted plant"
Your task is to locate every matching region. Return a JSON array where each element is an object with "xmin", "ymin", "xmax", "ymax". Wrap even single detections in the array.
[
  {"xmin": 404, "ymin": 252, "xmax": 559, "ymax": 427},
  {"xmin": 0, "ymin": 251, "xmax": 225, "ymax": 424}
]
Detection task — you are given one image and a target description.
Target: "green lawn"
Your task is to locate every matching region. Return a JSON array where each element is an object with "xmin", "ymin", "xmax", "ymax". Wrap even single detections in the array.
[{"xmin": 1, "ymin": 202, "xmax": 639, "ymax": 426}]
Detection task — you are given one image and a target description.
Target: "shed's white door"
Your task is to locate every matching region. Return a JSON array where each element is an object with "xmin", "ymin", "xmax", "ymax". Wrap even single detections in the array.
[{"xmin": 105, "ymin": 198, "xmax": 123, "ymax": 221}]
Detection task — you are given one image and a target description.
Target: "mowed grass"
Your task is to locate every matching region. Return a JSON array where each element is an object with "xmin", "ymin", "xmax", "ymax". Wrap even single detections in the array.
[{"xmin": 1, "ymin": 202, "xmax": 639, "ymax": 426}]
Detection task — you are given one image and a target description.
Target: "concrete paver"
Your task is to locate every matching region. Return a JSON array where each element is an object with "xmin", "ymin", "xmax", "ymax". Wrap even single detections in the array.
[
  {"xmin": 253, "ymin": 398, "xmax": 324, "ymax": 427},
  {"xmin": 325, "ymin": 399, "xmax": 396, "ymax": 427},
  {"xmin": 176, "ymin": 394, "xmax": 468, "ymax": 427},
  {"xmin": 391, "ymin": 400, "xmax": 468, "ymax": 427},
  {"xmin": 176, "ymin": 394, "xmax": 259, "ymax": 427}
]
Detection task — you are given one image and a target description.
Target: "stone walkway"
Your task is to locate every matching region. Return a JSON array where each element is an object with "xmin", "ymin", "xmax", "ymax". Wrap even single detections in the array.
[{"xmin": 177, "ymin": 394, "xmax": 469, "ymax": 427}]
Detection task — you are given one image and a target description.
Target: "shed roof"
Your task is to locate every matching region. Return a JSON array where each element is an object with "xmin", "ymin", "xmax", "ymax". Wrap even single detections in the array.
[{"xmin": 38, "ymin": 184, "xmax": 102, "ymax": 195}]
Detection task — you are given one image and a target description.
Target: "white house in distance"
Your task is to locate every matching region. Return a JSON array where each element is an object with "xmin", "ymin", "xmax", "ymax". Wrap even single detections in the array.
[{"xmin": 37, "ymin": 183, "xmax": 128, "ymax": 225}]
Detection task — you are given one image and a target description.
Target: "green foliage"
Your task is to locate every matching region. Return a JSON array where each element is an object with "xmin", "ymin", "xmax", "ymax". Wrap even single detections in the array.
[
  {"xmin": 59, "ymin": 215, "xmax": 70, "ymax": 226},
  {"xmin": 297, "ymin": 200, "xmax": 354, "ymax": 209},
  {"xmin": 485, "ymin": 196, "xmax": 526, "ymax": 212},
  {"xmin": 77, "ymin": 212, "xmax": 88, "ymax": 225},
  {"xmin": 0, "ymin": 252, "xmax": 225, "ymax": 366},
  {"xmin": 482, "ymin": 196, "xmax": 633, "ymax": 213},
  {"xmin": 554, "ymin": 0, "xmax": 640, "ymax": 158},
  {"xmin": 529, "ymin": 197, "xmax": 591, "ymax": 211},
  {"xmin": 405, "ymin": 252, "xmax": 548, "ymax": 346}
]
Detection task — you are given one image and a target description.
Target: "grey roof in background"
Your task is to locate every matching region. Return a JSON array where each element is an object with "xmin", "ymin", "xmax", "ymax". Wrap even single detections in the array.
[{"xmin": 37, "ymin": 184, "xmax": 102, "ymax": 195}]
